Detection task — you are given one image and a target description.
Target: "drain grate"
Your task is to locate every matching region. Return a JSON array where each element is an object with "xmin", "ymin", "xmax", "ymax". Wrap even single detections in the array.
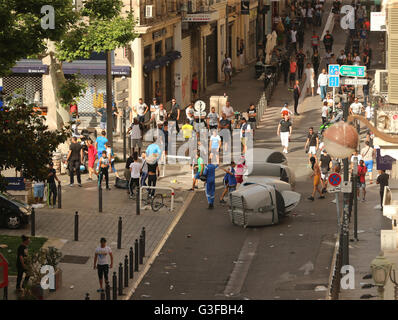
[{"xmin": 60, "ymin": 255, "xmax": 90, "ymax": 264}]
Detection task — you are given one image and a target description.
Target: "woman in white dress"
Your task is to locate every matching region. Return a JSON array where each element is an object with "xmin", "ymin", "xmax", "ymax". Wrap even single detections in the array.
[{"xmin": 304, "ymin": 63, "xmax": 315, "ymax": 96}]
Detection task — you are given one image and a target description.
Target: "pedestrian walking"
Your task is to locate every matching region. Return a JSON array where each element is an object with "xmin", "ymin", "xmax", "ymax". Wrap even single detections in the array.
[
  {"xmin": 69, "ymin": 102, "xmax": 79, "ymax": 122},
  {"xmin": 209, "ymin": 130, "xmax": 221, "ymax": 164},
  {"xmin": 363, "ymin": 73, "xmax": 371, "ymax": 107},
  {"xmin": 304, "ymin": 63, "xmax": 315, "ymax": 96},
  {"xmin": 220, "ymin": 162, "xmax": 237, "ymax": 204},
  {"xmin": 185, "ymin": 104, "xmax": 195, "ymax": 126},
  {"xmin": 160, "ymin": 121, "xmax": 169, "ymax": 159},
  {"xmin": 308, "ymin": 156, "xmax": 325, "ymax": 201},
  {"xmin": 146, "ymin": 153, "xmax": 160, "ymax": 197},
  {"xmin": 182, "ymin": 119, "xmax": 194, "ymax": 140},
  {"xmin": 150, "ymin": 98, "xmax": 160, "ymax": 129},
  {"xmin": 297, "ymin": 27, "xmax": 305, "ymax": 50},
  {"xmin": 219, "ymin": 113, "xmax": 232, "ymax": 152},
  {"xmin": 203, "ymin": 161, "xmax": 219, "ymax": 209},
  {"xmin": 124, "ymin": 152, "xmax": 134, "ymax": 181},
  {"xmin": 151, "ymin": 103, "xmax": 167, "ymax": 130},
  {"xmin": 296, "ymin": 48, "xmax": 306, "ymax": 80},
  {"xmin": 222, "ymin": 53, "xmax": 233, "ymax": 86},
  {"xmin": 127, "ymin": 117, "xmax": 144, "ymax": 155},
  {"xmin": 277, "ymin": 114, "xmax": 292, "ymax": 154},
  {"xmin": 321, "ymin": 101, "xmax": 329, "ymax": 124},
  {"xmin": 317, "ymin": 68, "xmax": 328, "ymax": 101},
  {"xmin": 129, "ymin": 152, "xmax": 142, "ymax": 197},
  {"xmin": 95, "ymin": 130, "xmax": 108, "ymax": 160},
  {"xmin": 86, "ymin": 139, "xmax": 97, "ymax": 181},
  {"xmin": 305, "ymin": 127, "xmax": 319, "ymax": 161},
  {"xmin": 357, "ymin": 159, "xmax": 367, "ymax": 201},
  {"xmin": 105, "ymin": 143, "xmax": 120, "ymax": 179},
  {"xmin": 33, "ymin": 179, "xmax": 45, "ymax": 203},
  {"xmin": 281, "ymin": 54, "xmax": 290, "ymax": 85},
  {"xmin": 67, "ymin": 136, "xmax": 83, "ymax": 187},
  {"xmin": 289, "ymin": 57, "xmax": 297, "ymax": 88},
  {"xmin": 361, "ymin": 141, "xmax": 375, "ymax": 184},
  {"xmin": 140, "ymin": 152, "xmax": 148, "ymax": 187},
  {"xmin": 47, "ymin": 162, "xmax": 60, "ymax": 208},
  {"xmin": 98, "ymin": 150, "xmax": 111, "ymax": 190},
  {"xmin": 97, "ymin": 104, "xmax": 107, "ymax": 130},
  {"xmin": 247, "ymin": 103, "xmax": 257, "ymax": 134},
  {"xmin": 377, "ymin": 170, "xmax": 389, "ymax": 210},
  {"xmin": 312, "ymin": 50, "xmax": 320, "ymax": 79},
  {"xmin": 323, "ymin": 30, "xmax": 334, "ymax": 52},
  {"xmin": 190, "ymin": 150, "xmax": 204, "ymax": 191},
  {"xmin": 319, "ymin": 149, "xmax": 332, "ymax": 194},
  {"xmin": 311, "ymin": 30, "xmax": 320, "ymax": 53},
  {"xmin": 240, "ymin": 118, "xmax": 252, "ymax": 154},
  {"xmin": 349, "ymin": 97, "xmax": 364, "ymax": 132},
  {"xmin": 293, "ymin": 80, "xmax": 301, "ymax": 115},
  {"xmin": 93, "ymin": 238, "xmax": 113, "ymax": 293},
  {"xmin": 281, "ymin": 103, "xmax": 293, "ymax": 118},
  {"xmin": 290, "ymin": 27, "xmax": 298, "ymax": 53},
  {"xmin": 16, "ymin": 235, "xmax": 30, "ymax": 292}
]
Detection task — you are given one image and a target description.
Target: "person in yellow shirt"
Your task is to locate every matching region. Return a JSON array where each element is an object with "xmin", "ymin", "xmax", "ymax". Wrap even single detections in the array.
[{"xmin": 181, "ymin": 119, "xmax": 194, "ymax": 140}]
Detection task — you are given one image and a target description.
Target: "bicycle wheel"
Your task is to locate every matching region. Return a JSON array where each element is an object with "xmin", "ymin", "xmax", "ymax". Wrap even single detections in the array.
[{"xmin": 151, "ymin": 194, "xmax": 164, "ymax": 212}]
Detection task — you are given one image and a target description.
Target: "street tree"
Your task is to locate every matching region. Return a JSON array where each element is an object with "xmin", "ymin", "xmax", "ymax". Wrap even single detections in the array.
[{"xmin": 0, "ymin": 94, "xmax": 70, "ymax": 191}]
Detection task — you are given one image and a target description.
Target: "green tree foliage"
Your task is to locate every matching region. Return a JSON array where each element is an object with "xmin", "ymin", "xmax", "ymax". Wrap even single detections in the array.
[
  {"xmin": 58, "ymin": 74, "xmax": 87, "ymax": 108},
  {"xmin": 0, "ymin": 94, "xmax": 70, "ymax": 190}
]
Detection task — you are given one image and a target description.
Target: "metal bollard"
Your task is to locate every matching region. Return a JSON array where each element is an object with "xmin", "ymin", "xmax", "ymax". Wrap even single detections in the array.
[
  {"xmin": 31, "ymin": 208, "xmax": 35, "ymax": 237},
  {"xmin": 129, "ymin": 247, "xmax": 134, "ymax": 279},
  {"xmin": 134, "ymin": 239, "xmax": 139, "ymax": 272},
  {"xmin": 100, "ymin": 291, "xmax": 105, "ymax": 300},
  {"xmin": 57, "ymin": 183, "xmax": 62, "ymax": 208},
  {"xmin": 117, "ymin": 217, "xmax": 122, "ymax": 249},
  {"xmin": 105, "ymin": 283, "xmax": 111, "ymax": 300},
  {"xmin": 141, "ymin": 227, "xmax": 146, "ymax": 257},
  {"xmin": 124, "ymin": 255, "xmax": 129, "ymax": 288},
  {"xmin": 3, "ymin": 287, "xmax": 8, "ymax": 300},
  {"xmin": 118, "ymin": 263, "xmax": 123, "ymax": 296},
  {"xmin": 136, "ymin": 186, "xmax": 140, "ymax": 215},
  {"xmin": 139, "ymin": 235, "xmax": 144, "ymax": 264},
  {"xmin": 74, "ymin": 211, "xmax": 79, "ymax": 241},
  {"xmin": 98, "ymin": 185, "xmax": 103, "ymax": 213},
  {"xmin": 112, "ymin": 272, "xmax": 117, "ymax": 300},
  {"xmin": 85, "ymin": 293, "xmax": 90, "ymax": 300}
]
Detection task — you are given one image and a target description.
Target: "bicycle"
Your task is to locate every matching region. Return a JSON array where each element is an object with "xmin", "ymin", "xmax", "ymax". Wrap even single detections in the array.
[{"xmin": 151, "ymin": 193, "xmax": 167, "ymax": 212}]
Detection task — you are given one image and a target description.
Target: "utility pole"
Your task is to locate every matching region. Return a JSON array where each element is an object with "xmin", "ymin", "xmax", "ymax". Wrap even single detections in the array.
[
  {"xmin": 106, "ymin": 50, "xmax": 114, "ymax": 147},
  {"xmin": 342, "ymin": 101, "xmax": 350, "ymax": 266}
]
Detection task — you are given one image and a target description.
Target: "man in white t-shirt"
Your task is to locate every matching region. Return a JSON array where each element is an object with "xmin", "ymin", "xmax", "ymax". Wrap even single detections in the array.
[
  {"xmin": 209, "ymin": 130, "xmax": 222, "ymax": 163},
  {"xmin": 129, "ymin": 153, "xmax": 143, "ymax": 197},
  {"xmin": 222, "ymin": 101, "xmax": 234, "ymax": 124},
  {"xmin": 94, "ymin": 238, "xmax": 113, "ymax": 293},
  {"xmin": 350, "ymin": 98, "xmax": 364, "ymax": 115},
  {"xmin": 132, "ymin": 98, "xmax": 148, "ymax": 124},
  {"xmin": 185, "ymin": 104, "xmax": 195, "ymax": 125},
  {"xmin": 127, "ymin": 118, "xmax": 143, "ymax": 154},
  {"xmin": 151, "ymin": 103, "xmax": 167, "ymax": 128},
  {"xmin": 321, "ymin": 101, "xmax": 329, "ymax": 124}
]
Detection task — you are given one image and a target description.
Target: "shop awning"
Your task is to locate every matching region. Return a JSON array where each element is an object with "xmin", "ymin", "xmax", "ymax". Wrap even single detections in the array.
[
  {"xmin": 11, "ymin": 63, "xmax": 48, "ymax": 74},
  {"xmin": 62, "ymin": 64, "xmax": 131, "ymax": 76},
  {"xmin": 143, "ymin": 51, "xmax": 182, "ymax": 73}
]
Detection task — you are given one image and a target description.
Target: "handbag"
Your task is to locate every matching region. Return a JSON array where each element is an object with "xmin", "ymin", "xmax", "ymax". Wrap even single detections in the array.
[
  {"xmin": 316, "ymin": 86, "xmax": 321, "ymax": 95},
  {"xmin": 305, "ymin": 145, "xmax": 309, "ymax": 154},
  {"xmin": 199, "ymin": 174, "xmax": 207, "ymax": 182}
]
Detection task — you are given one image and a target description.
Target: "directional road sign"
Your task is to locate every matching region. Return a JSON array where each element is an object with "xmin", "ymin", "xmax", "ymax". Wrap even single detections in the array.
[
  {"xmin": 328, "ymin": 64, "xmax": 340, "ymax": 76},
  {"xmin": 342, "ymin": 78, "xmax": 368, "ymax": 85},
  {"xmin": 327, "ymin": 186, "xmax": 341, "ymax": 193},
  {"xmin": 339, "ymin": 65, "xmax": 366, "ymax": 77},
  {"xmin": 328, "ymin": 76, "xmax": 340, "ymax": 87},
  {"xmin": 329, "ymin": 173, "xmax": 342, "ymax": 187}
]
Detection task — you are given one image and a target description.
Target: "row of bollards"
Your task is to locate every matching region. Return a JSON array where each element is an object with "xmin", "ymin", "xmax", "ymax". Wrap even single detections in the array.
[{"xmin": 85, "ymin": 227, "xmax": 146, "ymax": 300}]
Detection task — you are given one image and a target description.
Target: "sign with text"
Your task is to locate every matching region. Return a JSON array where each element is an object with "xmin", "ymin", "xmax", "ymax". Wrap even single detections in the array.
[
  {"xmin": 371, "ymin": 12, "xmax": 386, "ymax": 31},
  {"xmin": 342, "ymin": 78, "xmax": 368, "ymax": 86},
  {"xmin": 182, "ymin": 12, "xmax": 219, "ymax": 22},
  {"xmin": 339, "ymin": 65, "xmax": 366, "ymax": 77}
]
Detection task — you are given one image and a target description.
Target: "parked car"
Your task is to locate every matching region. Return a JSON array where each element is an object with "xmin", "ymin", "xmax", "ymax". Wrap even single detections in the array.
[{"xmin": 0, "ymin": 192, "xmax": 31, "ymax": 229}]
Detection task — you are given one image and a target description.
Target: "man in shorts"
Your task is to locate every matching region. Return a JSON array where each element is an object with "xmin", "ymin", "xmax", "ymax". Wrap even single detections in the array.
[
  {"xmin": 209, "ymin": 130, "xmax": 221, "ymax": 164},
  {"xmin": 222, "ymin": 53, "xmax": 233, "ymax": 86},
  {"xmin": 127, "ymin": 117, "xmax": 144, "ymax": 155},
  {"xmin": 357, "ymin": 160, "xmax": 368, "ymax": 201},
  {"xmin": 93, "ymin": 237, "xmax": 113, "ymax": 293},
  {"xmin": 319, "ymin": 149, "xmax": 332, "ymax": 194},
  {"xmin": 305, "ymin": 127, "xmax": 319, "ymax": 163},
  {"xmin": 190, "ymin": 151, "xmax": 204, "ymax": 191}
]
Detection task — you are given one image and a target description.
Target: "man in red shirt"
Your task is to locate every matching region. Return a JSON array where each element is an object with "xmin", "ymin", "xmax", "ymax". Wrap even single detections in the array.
[
  {"xmin": 364, "ymin": 18, "xmax": 370, "ymax": 31},
  {"xmin": 289, "ymin": 58, "xmax": 297, "ymax": 88},
  {"xmin": 357, "ymin": 159, "xmax": 368, "ymax": 201},
  {"xmin": 311, "ymin": 30, "xmax": 320, "ymax": 53},
  {"xmin": 70, "ymin": 102, "xmax": 78, "ymax": 122}
]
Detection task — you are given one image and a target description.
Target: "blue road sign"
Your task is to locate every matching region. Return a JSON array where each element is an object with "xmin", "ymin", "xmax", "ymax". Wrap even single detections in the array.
[
  {"xmin": 328, "ymin": 64, "xmax": 340, "ymax": 76},
  {"xmin": 328, "ymin": 75, "xmax": 340, "ymax": 87}
]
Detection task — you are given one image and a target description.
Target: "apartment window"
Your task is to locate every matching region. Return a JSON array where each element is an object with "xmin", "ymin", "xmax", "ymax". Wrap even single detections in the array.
[
  {"xmin": 156, "ymin": 0, "xmax": 163, "ymax": 16},
  {"xmin": 144, "ymin": 45, "xmax": 152, "ymax": 62},
  {"xmin": 155, "ymin": 41, "xmax": 163, "ymax": 59},
  {"xmin": 165, "ymin": 37, "xmax": 174, "ymax": 53}
]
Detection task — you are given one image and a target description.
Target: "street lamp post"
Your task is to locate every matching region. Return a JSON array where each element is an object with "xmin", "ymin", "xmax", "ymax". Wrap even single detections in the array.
[
  {"xmin": 371, "ymin": 252, "xmax": 393, "ymax": 300},
  {"xmin": 352, "ymin": 155, "xmax": 358, "ymax": 241}
]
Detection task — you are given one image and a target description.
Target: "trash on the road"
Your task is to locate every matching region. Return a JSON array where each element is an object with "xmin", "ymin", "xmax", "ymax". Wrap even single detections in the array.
[
  {"xmin": 314, "ymin": 285, "xmax": 327, "ymax": 292},
  {"xmin": 169, "ymin": 285, "xmax": 174, "ymax": 290},
  {"xmin": 287, "ymin": 225, "xmax": 292, "ymax": 228},
  {"xmin": 180, "ymin": 293, "xmax": 186, "ymax": 295},
  {"xmin": 141, "ymin": 295, "xmax": 151, "ymax": 298},
  {"xmin": 203, "ymin": 257, "xmax": 208, "ymax": 261},
  {"xmin": 270, "ymin": 245, "xmax": 275, "ymax": 248},
  {"xmin": 7, "ymin": 249, "xmax": 11, "ymax": 253},
  {"xmin": 299, "ymin": 234, "xmax": 304, "ymax": 237},
  {"xmin": 310, "ymin": 213, "xmax": 316, "ymax": 216},
  {"xmin": 274, "ymin": 296, "xmax": 281, "ymax": 299},
  {"xmin": 233, "ymin": 260, "xmax": 243, "ymax": 264},
  {"xmin": 32, "ymin": 203, "xmax": 44, "ymax": 209},
  {"xmin": 70, "ymin": 285, "xmax": 74, "ymax": 289},
  {"xmin": 186, "ymin": 234, "xmax": 192, "ymax": 238},
  {"xmin": 358, "ymin": 230, "xmax": 365, "ymax": 234},
  {"xmin": 280, "ymin": 233, "xmax": 284, "ymax": 236},
  {"xmin": 144, "ymin": 282, "xmax": 150, "ymax": 285}
]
